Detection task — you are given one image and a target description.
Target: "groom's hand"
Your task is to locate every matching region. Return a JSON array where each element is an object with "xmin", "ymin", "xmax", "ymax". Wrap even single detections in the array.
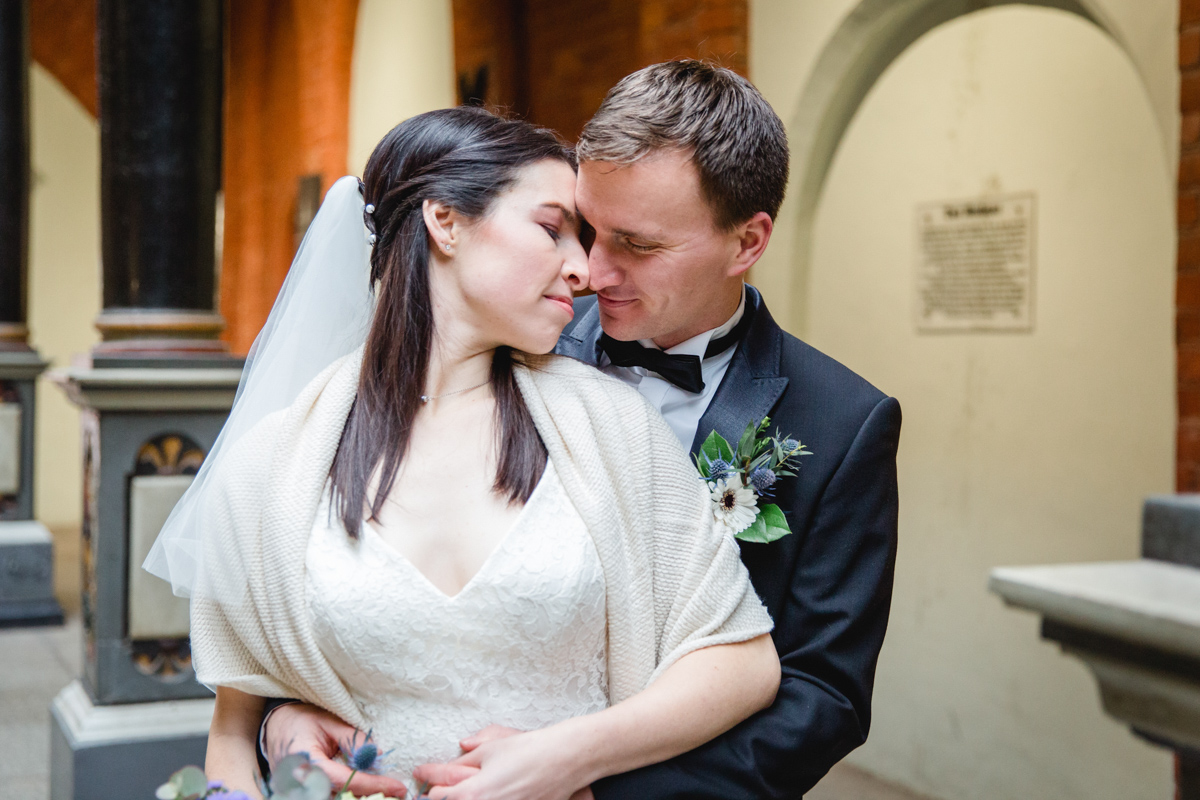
[{"xmin": 265, "ymin": 702, "xmax": 407, "ymax": 797}]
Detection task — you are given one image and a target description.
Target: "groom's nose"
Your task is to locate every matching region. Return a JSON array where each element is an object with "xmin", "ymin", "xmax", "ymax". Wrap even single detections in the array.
[{"xmin": 587, "ymin": 240, "xmax": 623, "ymax": 293}]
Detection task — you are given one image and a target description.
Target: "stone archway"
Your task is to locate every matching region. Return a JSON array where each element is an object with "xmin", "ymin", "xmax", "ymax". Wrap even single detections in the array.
[{"xmin": 783, "ymin": 0, "xmax": 1147, "ymax": 335}]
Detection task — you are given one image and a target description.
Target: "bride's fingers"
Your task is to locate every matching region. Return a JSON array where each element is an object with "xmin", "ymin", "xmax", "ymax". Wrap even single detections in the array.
[
  {"xmin": 445, "ymin": 747, "xmax": 485, "ymax": 767},
  {"xmin": 411, "ymin": 762, "xmax": 479, "ymax": 787},
  {"xmin": 459, "ymin": 724, "xmax": 521, "ymax": 751}
]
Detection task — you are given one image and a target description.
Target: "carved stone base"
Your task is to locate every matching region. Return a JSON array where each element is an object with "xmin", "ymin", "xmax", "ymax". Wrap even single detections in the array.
[
  {"xmin": 50, "ymin": 679, "xmax": 213, "ymax": 800},
  {"xmin": 0, "ymin": 521, "xmax": 63, "ymax": 628}
]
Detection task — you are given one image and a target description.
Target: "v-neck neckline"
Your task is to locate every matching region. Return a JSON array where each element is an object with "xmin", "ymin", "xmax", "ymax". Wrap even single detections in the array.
[{"xmin": 360, "ymin": 461, "xmax": 554, "ymax": 601}]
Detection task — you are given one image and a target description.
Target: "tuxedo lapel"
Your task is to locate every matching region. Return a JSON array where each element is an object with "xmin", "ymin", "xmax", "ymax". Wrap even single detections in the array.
[{"xmin": 689, "ymin": 286, "xmax": 789, "ymax": 455}]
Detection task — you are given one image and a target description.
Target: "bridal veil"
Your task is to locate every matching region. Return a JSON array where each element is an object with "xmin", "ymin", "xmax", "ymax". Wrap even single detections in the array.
[{"xmin": 143, "ymin": 175, "xmax": 374, "ymax": 598}]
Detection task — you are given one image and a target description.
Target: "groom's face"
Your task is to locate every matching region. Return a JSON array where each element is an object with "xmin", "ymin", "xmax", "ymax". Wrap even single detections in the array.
[{"xmin": 575, "ymin": 150, "xmax": 746, "ymax": 348}]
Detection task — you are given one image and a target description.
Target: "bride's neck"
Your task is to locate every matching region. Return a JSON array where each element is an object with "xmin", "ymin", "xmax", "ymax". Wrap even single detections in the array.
[{"xmin": 424, "ymin": 325, "xmax": 494, "ymax": 401}]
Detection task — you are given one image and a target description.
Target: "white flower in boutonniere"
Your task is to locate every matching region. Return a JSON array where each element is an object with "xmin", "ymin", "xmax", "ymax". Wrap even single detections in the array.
[
  {"xmin": 695, "ymin": 417, "xmax": 812, "ymax": 544},
  {"xmin": 710, "ymin": 473, "xmax": 759, "ymax": 537}
]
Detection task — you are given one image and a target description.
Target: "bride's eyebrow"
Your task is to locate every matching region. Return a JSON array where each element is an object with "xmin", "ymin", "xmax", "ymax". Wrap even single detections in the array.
[{"xmin": 539, "ymin": 202, "xmax": 577, "ymax": 225}]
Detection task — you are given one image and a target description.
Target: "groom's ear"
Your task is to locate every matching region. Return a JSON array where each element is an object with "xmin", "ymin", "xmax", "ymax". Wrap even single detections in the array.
[
  {"xmin": 727, "ymin": 211, "xmax": 773, "ymax": 278},
  {"xmin": 422, "ymin": 199, "xmax": 461, "ymax": 252}
]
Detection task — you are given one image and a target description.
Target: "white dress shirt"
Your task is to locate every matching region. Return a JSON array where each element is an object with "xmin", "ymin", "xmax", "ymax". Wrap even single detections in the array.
[{"xmin": 599, "ymin": 287, "xmax": 746, "ymax": 449}]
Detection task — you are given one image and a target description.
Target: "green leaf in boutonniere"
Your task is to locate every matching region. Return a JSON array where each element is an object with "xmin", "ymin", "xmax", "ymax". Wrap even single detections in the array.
[{"xmin": 735, "ymin": 503, "xmax": 791, "ymax": 544}]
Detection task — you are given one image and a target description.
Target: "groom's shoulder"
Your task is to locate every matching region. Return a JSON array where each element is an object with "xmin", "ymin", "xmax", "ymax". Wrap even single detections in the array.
[
  {"xmin": 750, "ymin": 293, "xmax": 889, "ymax": 413},
  {"xmin": 779, "ymin": 329, "xmax": 888, "ymax": 410}
]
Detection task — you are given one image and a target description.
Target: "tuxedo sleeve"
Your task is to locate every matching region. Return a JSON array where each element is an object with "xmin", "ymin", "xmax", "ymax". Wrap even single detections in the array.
[{"xmin": 592, "ymin": 396, "xmax": 901, "ymax": 800}]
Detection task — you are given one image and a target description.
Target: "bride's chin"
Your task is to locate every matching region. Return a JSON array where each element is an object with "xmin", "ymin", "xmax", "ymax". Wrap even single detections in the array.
[{"xmin": 505, "ymin": 327, "xmax": 566, "ymax": 356}]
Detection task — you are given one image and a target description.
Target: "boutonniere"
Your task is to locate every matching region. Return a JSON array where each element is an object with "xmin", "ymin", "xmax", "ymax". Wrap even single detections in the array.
[{"xmin": 695, "ymin": 417, "xmax": 812, "ymax": 543}]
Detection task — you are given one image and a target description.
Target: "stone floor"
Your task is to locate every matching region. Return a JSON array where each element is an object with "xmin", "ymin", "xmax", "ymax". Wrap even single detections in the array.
[{"xmin": 0, "ymin": 526, "xmax": 933, "ymax": 800}]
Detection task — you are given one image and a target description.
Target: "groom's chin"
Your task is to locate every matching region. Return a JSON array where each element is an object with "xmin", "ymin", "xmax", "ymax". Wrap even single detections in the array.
[{"xmin": 597, "ymin": 305, "xmax": 648, "ymax": 342}]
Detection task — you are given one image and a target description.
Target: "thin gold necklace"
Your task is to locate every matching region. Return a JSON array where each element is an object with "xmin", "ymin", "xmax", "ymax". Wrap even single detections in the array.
[{"xmin": 419, "ymin": 379, "xmax": 489, "ymax": 404}]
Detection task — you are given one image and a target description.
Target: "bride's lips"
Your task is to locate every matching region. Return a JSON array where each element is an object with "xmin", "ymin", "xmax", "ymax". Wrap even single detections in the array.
[{"xmin": 546, "ymin": 294, "xmax": 574, "ymax": 317}]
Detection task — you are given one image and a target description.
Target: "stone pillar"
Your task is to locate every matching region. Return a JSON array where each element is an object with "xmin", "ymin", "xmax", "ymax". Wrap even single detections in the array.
[
  {"xmin": 93, "ymin": 0, "xmax": 226, "ymax": 365},
  {"xmin": 0, "ymin": 0, "xmax": 61, "ymax": 629},
  {"xmin": 50, "ymin": 3, "xmax": 241, "ymax": 797}
]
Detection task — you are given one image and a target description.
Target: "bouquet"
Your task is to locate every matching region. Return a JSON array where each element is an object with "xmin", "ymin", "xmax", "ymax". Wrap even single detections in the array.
[
  {"xmin": 695, "ymin": 416, "xmax": 811, "ymax": 543},
  {"xmin": 156, "ymin": 730, "xmax": 403, "ymax": 800}
]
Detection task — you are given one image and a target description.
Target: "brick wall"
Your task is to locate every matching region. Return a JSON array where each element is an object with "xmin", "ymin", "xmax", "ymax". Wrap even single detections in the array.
[
  {"xmin": 452, "ymin": 0, "xmax": 747, "ymax": 142},
  {"xmin": 1182, "ymin": 0, "xmax": 1200, "ymax": 490}
]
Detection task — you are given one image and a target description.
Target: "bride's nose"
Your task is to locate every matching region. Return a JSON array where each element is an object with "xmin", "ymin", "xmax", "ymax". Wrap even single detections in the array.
[{"xmin": 563, "ymin": 240, "xmax": 589, "ymax": 292}]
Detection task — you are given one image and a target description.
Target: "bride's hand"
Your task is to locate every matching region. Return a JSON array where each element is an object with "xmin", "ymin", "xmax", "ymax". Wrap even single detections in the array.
[{"xmin": 412, "ymin": 726, "xmax": 592, "ymax": 800}]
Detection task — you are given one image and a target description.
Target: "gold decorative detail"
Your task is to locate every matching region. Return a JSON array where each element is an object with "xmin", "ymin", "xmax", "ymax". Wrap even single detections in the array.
[
  {"xmin": 130, "ymin": 639, "xmax": 194, "ymax": 681},
  {"xmin": 135, "ymin": 434, "xmax": 205, "ymax": 476}
]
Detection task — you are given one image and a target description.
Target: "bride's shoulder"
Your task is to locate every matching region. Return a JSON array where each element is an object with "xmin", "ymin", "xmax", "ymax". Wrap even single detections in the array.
[{"xmin": 517, "ymin": 353, "xmax": 652, "ymax": 409}]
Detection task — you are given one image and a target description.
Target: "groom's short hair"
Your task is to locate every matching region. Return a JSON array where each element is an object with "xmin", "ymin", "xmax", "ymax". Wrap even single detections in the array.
[{"xmin": 578, "ymin": 60, "xmax": 789, "ymax": 230}]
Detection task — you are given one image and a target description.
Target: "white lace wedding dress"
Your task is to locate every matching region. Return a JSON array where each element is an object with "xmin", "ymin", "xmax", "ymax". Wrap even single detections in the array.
[{"xmin": 305, "ymin": 461, "xmax": 610, "ymax": 792}]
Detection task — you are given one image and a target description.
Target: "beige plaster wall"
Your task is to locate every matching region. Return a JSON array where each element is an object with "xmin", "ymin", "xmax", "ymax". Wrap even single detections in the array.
[
  {"xmin": 751, "ymin": 2, "xmax": 1177, "ymax": 798},
  {"xmin": 347, "ymin": 0, "xmax": 456, "ymax": 176},
  {"xmin": 28, "ymin": 63, "xmax": 101, "ymax": 532}
]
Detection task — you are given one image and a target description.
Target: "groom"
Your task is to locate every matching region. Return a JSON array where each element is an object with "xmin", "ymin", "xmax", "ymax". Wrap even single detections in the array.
[{"xmin": 262, "ymin": 61, "xmax": 901, "ymax": 799}]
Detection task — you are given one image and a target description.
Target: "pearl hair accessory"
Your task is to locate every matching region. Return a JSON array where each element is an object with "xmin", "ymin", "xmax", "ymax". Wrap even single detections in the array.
[
  {"xmin": 364, "ymin": 203, "xmax": 375, "ymax": 214},
  {"xmin": 368, "ymin": 233, "xmax": 377, "ymax": 245}
]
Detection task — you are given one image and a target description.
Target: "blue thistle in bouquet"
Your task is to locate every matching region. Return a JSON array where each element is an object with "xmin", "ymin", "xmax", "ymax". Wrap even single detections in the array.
[
  {"xmin": 336, "ymin": 728, "xmax": 396, "ymax": 796},
  {"xmin": 695, "ymin": 416, "xmax": 812, "ymax": 543}
]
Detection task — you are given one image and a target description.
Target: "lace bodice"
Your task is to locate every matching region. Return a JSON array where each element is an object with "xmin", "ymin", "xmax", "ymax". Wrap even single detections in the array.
[{"xmin": 305, "ymin": 462, "xmax": 609, "ymax": 790}]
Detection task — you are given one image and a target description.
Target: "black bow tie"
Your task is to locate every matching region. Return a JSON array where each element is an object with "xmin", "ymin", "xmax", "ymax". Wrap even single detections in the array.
[{"xmin": 599, "ymin": 309, "xmax": 751, "ymax": 393}]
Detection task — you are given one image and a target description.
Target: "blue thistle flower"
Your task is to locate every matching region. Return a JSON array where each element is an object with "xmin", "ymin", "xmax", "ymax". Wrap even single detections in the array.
[
  {"xmin": 782, "ymin": 438, "xmax": 800, "ymax": 453},
  {"xmin": 336, "ymin": 728, "xmax": 395, "ymax": 797},
  {"xmin": 351, "ymin": 741, "xmax": 379, "ymax": 772},
  {"xmin": 749, "ymin": 468, "xmax": 777, "ymax": 495},
  {"xmin": 707, "ymin": 457, "xmax": 732, "ymax": 482}
]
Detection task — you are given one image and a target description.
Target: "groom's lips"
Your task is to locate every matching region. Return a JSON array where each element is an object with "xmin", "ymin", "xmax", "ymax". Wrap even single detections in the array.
[{"xmin": 597, "ymin": 294, "xmax": 637, "ymax": 311}]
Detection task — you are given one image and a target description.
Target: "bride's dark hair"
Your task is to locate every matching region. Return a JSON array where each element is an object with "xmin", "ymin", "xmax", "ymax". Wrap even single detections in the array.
[{"xmin": 331, "ymin": 106, "xmax": 569, "ymax": 537}]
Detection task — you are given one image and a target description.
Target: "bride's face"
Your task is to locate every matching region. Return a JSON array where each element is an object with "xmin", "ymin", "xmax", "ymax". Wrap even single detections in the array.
[{"xmin": 429, "ymin": 159, "xmax": 588, "ymax": 355}]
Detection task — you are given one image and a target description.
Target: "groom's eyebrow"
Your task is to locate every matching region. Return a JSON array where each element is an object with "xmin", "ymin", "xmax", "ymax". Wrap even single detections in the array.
[{"xmin": 613, "ymin": 226, "xmax": 662, "ymax": 244}]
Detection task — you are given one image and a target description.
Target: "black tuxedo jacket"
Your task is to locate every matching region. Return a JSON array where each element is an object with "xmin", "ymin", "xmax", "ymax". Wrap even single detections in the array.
[{"xmin": 556, "ymin": 286, "xmax": 901, "ymax": 799}]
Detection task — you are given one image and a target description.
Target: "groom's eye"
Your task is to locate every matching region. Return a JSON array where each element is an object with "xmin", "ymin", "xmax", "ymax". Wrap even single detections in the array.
[{"xmin": 626, "ymin": 239, "xmax": 656, "ymax": 253}]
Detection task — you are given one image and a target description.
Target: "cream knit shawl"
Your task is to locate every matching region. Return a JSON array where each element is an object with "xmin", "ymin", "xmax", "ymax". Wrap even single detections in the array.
[{"xmin": 190, "ymin": 351, "xmax": 773, "ymax": 729}]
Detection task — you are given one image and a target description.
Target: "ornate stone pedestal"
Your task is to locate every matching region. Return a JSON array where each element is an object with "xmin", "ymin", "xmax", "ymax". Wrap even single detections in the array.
[
  {"xmin": 49, "ymin": 363, "xmax": 240, "ymax": 799},
  {"xmin": 0, "ymin": 349, "xmax": 62, "ymax": 628}
]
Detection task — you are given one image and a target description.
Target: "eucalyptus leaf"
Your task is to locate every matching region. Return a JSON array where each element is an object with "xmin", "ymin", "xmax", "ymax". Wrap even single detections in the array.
[{"xmin": 173, "ymin": 766, "xmax": 208, "ymax": 800}]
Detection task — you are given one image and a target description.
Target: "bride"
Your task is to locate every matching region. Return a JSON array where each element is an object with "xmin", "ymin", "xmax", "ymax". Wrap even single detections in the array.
[{"xmin": 147, "ymin": 106, "xmax": 778, "ymax": 799}]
